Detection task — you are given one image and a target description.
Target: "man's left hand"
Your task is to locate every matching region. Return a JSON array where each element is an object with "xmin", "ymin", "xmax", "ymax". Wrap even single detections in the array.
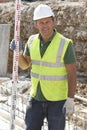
[{"xmin": 63, "ymin": 97, "xmax": 74, "ymax": 116}]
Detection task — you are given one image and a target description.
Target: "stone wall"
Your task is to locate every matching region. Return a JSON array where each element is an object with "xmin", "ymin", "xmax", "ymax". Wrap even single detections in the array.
[
  {"xmin": 0, "ymin": 0, "xmax": 10, "ymax": 2},
  {"xmin": 0, "ymin": 1, "xmax": 87, "ymax": 76}
]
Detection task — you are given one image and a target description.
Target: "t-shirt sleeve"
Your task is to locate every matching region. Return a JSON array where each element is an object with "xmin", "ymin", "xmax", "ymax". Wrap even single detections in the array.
[
  {"xmin": 24, "ymin": 42, "xmax": 30, "ymax": 56},
  {"xmin": 64, "ymin": 42, "xmax": 76, "ymax": 64}
]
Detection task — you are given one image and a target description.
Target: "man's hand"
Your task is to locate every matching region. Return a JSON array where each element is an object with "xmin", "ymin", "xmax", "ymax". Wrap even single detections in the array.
[
  {"xmin": 10, "ymin": 39, "xmax": 16, "ymax": 51},
  {"xmin": 63, "ymin": 97, "xmax": 74, "ymax": 116},
  {"xmin": 10, "ymin": 39, "xmax": 23, "ymax": 52}
]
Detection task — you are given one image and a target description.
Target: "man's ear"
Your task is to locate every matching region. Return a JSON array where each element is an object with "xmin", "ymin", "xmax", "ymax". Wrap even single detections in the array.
[{"xmin": 34, "ymin": 21, "xmax": 38, "ymax": 29}]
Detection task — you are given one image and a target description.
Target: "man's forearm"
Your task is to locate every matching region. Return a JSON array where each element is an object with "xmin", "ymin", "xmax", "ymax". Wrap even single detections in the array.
[
  {"xmin": 23, "ymin": 53, "xmax": 31, "ymax": 64},
  {"xmin": 66, "ymin": 63, "xmax": 77, "ymax": 98}
]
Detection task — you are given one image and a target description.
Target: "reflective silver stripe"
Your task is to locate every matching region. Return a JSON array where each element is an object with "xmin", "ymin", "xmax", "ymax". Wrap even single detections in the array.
[
  {"xmin": 56, "ymin": 37, "xmax": 67, "ymax": 62},
  {"xmin": 31, "ymin": 72, "xmax": 67, "ymax": 81},
  {"xmin": 29, "ymin": 34, "xmax": 37, "ymax": 49},
  {"xmin": 31, "ymin": 36, "xmax": 67, "ymax": 67},
  {"xmin": 41, "ymin": 61, "xmax": 64, "ymax": 67},
  {"xmin": 32, "ymin": 60, "xmax": 64, "ymax": 67},
  {"xmin": 32, "ymin": 60, "xmax": 40, "ymax": 65}
]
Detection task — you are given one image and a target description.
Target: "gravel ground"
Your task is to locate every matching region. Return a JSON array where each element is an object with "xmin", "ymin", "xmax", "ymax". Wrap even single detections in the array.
[
  {"xmin": 0, "ymin": 75, "xmax": 87, "ymax": 130},
  {"xmin": 0, "ymin": 117, "xmax": 23, "ymax": 130}
]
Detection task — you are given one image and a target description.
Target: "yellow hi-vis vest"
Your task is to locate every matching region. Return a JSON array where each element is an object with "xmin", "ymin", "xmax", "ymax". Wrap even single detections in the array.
[{"xmin": 30, "ymin": 32, "xmax": 73, "ymax": 101}]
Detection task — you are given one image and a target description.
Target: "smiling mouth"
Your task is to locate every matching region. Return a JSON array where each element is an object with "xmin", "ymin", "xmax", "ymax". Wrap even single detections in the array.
[{"xmin": 43, "ymin": 29, "xmax": 49, "ymax": 33}]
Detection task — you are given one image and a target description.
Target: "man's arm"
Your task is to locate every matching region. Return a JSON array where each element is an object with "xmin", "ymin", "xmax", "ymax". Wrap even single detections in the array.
[
  {"xmin": 63, "ymin": 63, "xmax": 76, "ymax": 116},
  {"xmin": 23, "ymin": 53, "xmax": 31, "ymax": 65},
  {"xmin": 65, "ymin": 63, "xmax": 77, "ymax": 98},
  {"xmin": 63, "ymin": 42, "xmax": 77, "ymax": 116}
]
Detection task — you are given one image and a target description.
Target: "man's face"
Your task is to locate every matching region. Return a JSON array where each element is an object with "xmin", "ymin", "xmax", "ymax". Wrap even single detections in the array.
[{"xmin": 34, "ymin": 17, "xmax": 55, "ymax": 40}]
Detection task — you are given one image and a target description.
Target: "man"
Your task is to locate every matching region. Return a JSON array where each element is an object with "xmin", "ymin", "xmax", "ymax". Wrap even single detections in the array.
[
  {"xmin": 10, "ymin": 4, "xmax": 77, "ymax": 130},
  {"xmin": 23, "ymin": 4, "xmax": 77, "ymax": 130}
]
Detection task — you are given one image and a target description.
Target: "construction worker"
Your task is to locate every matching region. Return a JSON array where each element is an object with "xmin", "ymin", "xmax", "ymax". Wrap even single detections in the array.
[
  {"xmin": 10, "ymin": 4, "xmax": 77, "ymax": 130},
  {"xmin": 23, "ymin": 4, "xmax": 77, "ymax": 130}
]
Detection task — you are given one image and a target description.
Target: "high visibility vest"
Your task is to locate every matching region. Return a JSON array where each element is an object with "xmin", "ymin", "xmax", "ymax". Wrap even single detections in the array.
[{"xmin": 30, "ymin": 32, "xmax": 73, "ymax": 101}]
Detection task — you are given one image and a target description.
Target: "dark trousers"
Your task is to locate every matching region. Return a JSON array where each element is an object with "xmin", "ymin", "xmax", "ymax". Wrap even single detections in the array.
[{"xmin": 25, "ymin": 98, "xmax": 66, "ymax": 130}]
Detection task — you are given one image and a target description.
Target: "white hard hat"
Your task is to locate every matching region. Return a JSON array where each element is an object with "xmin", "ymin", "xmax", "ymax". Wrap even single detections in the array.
[{"xmin": 33, "ymin": 4, "xmax": 54, "ymax": 20}]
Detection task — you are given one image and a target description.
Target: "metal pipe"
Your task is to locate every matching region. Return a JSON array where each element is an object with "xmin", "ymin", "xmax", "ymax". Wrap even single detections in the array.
[{"xmin": 75, "ymin": 95, "xmax": 87, "ymax": 102}]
